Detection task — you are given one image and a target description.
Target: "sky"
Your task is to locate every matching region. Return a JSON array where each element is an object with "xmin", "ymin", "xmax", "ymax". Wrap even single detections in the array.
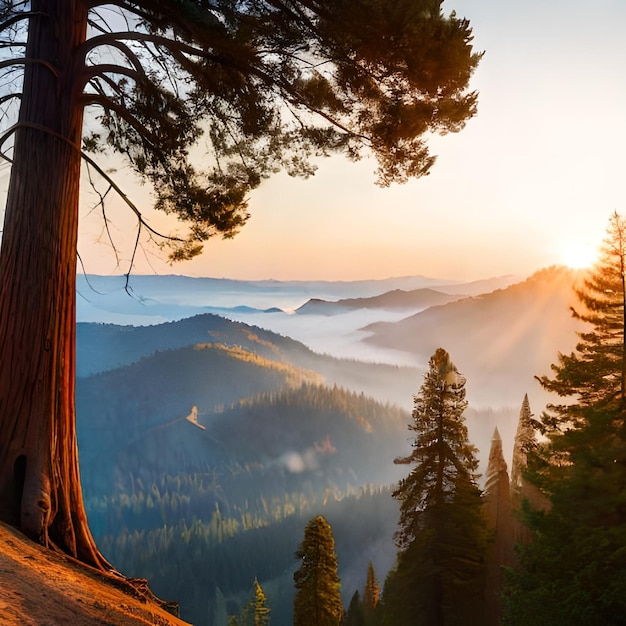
[{"xmin": 73, "ymin": 1, "xmax": 626, "ymax": 281}]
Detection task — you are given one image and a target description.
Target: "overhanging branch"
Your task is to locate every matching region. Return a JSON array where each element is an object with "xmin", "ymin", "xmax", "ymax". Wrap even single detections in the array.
[{"xmin": 80, "ymin": 150, "xmax": 181, "ymax": 244}]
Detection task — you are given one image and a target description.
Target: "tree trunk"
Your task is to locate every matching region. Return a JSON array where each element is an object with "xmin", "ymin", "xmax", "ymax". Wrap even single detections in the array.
[{"xmin": 0, "ymin": 0, "xmax": 108, "ymax": 569}]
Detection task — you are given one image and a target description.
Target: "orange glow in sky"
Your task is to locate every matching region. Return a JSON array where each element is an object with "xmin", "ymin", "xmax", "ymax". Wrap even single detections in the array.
[{"xmin": 4, "ymin": 0, "xmax": 621, "ymax": 283}]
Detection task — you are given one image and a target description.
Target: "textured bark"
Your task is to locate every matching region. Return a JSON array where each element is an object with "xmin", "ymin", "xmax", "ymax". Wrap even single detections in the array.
[{"xmin": 0, "ymin": 1, "xmax": 108, "ymax": 569}]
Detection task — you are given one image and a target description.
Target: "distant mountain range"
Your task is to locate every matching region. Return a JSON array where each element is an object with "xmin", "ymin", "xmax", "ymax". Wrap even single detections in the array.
[
  {"xmin": 296, "ymin": 288, "xmax": 463, "ymax": 315},
  {"xmin": 364, "ymin": 266, "xmax": 585, "ymax": 406},
  {"xmin": 73, "ymin": 265, "xmax": 589, "ymax": 625},
  {"xmin": 76, "ymin": 273, "xmax": 519, "ymax": 324}
]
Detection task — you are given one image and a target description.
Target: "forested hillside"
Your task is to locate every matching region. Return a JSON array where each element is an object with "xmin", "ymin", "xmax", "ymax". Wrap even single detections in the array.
[
  {"xmin": 366, "ymin": 266, "xmax": 583, "ymax": 405},
  {"xmin": 77, "ymin": 313, "xmax": 419, "ymax": 408},
  {"xmin": 76, "ymin": 338, "xmax": 412, "ymax": 624},
  {"xmin": 73, "ymin": 272, "xmax": 583, "ymax": 624}
]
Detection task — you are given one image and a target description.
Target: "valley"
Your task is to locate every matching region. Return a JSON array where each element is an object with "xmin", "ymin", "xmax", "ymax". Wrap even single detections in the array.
[{"xmin": 75, "ymin": 266, "xmax": 584, "ymax": 624}]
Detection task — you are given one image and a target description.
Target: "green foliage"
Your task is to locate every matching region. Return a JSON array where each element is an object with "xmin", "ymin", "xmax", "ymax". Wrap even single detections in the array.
[
  {"xmin": 383, "ymin": 348, "xmax": 488, "ymax": 626},
  {"xmin": 229, "ymin": 579, "xmax": 271, "ymax": 626},
  {"xmin": 362, "ymin": 562, "xmax": 380, "ymax": 625},
  {"xmin": 0, "ymin": 0, "xmax": 481, "ymax": 260},
  {"xmin": 344, "ymin": 591, "xmax": 365, "ymax": 626},
  {"xmin": 294, "ymin": 515, "xmax": 344, "ymax": 626},
  {"xmin": 95, "ymin": 484, "xmax": 397, "ymax": 626},
  {"xmin": 537, "ymin": 212, "xmax": 626, "ymax": 420},
  {"xmin": 504, "ymin": 213, "xmax": 626, "ymax": 624}
]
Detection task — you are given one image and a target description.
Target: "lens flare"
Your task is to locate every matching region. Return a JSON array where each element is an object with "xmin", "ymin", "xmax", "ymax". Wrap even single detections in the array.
[{"xmin": 557, "ymin": 241, "xmax": 599, "ymax": 269}]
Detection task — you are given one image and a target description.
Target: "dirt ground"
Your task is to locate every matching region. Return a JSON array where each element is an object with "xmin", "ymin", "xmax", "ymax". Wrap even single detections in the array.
[{"xmin": 0, "ymin": 522, "xmax": 189, "ymax": 626}]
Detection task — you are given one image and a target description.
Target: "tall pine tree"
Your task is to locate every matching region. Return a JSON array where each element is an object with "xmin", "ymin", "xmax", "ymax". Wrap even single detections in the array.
[
  {"xmin": 362, "ymin": 562, "xmax": 380, "ymax": 625},
  {"xmin": 294, "ymin": 515, "xmax": 343, "ymax": 626},
  {"xmin": 382, "ymin": 348, "xmax": 488, "ymax": 626},
  {"xmin": 230, "ymin": 578, "xmax": 271, "ymax": 626},
  {"xmin": 504, "ymin": 213, "xmax": 626, "ymax": 625}
]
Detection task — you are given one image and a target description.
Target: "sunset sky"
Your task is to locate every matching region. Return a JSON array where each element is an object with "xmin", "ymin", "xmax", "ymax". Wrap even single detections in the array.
[{"xmin": 71, "ymin": 1, "xmax": 626, "ymax": 281}]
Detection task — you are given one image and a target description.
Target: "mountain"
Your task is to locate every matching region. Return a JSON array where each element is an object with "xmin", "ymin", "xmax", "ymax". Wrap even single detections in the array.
[
  {"xmin": 76, "ymin": 345, "xmax": 411, "ymax": 625},
  {"xmin": 73, "ymin": 272, "xmax": 558, "ymax": 625},
  {"xmin": 296, "ymin": 288, "xmax": 464, "ymax": 315},
  {"xmin": 76, "ymin": 313, "xmax": 420, "ymax": 409},
  {"xmin": 76, "ymin": 273, "xmax": 520, "ymax": 325},
  {"xmin": 364, "ymin": 266, "xmax": 585, "ymax": 407},
  {"xmin": 76, "ymin": 342, "xmax": 411, "ymax": 497}
]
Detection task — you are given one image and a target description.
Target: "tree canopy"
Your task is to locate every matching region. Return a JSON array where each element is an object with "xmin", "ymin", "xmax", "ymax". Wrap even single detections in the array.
[{"xmin": 1, "ymin": 0, "xmax": 482, "ymax": 261}]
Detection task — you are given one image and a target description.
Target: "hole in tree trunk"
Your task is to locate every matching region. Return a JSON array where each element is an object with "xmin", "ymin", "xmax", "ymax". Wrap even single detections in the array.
[{"xmin": 12, "ymin": 455, "xmax": 26, "ymax": 526}]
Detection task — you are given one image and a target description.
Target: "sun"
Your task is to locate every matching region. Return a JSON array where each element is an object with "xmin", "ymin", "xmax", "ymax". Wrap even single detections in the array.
[{"xmin": 557, "ymin": 240, "xmax": 599, "ymax": 269}]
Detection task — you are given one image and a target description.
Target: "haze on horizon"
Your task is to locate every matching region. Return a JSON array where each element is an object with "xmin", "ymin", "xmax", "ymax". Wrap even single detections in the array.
[{"xmin": 3, "ymin": 0, "xmax": 620, "ymax": 283}]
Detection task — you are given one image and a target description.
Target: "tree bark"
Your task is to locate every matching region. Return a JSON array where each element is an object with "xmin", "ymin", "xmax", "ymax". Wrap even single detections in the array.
[{"xmin": 0, "ymin": 0, "xmax": 109, "ymax": 569}]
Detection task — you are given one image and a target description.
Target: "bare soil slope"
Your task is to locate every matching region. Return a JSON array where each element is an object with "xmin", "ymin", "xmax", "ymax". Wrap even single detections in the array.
[{"xmin": 0, "ymin": 522, "xmax": 189, "ymax": 626}]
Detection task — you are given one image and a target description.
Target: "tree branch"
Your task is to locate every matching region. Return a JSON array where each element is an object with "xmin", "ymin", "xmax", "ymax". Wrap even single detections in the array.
[
  {"xmin": 0, "ymin": 57, "xmax": 59, "ymax": 78},
  {"xmin": 79, "ymin": 38, "xmax": 147, "ymax": 90},
  {"xmin": 0, "ymin": 10, "xmax": 43, "ymax": 33},
  {"xmin": 83, "ymin": 93, "xmax": 160, "ymax": 150},
  {"xmin": 81, "ymin": 63, "xmax": 143, "ymax": 92},
  {"xmin": 80, "ymin": 150, "xmax": 182, "ymax": 244}
]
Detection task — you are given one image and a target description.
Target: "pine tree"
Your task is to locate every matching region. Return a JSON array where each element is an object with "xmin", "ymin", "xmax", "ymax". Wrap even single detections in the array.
[
  {"xmin": 230, "ymin": 579, "xmax": 271, "ymax": 626},
  {"xmin": 344, "ymin": 591, "xmax": 365, "ymax": 626},
  {"xmin": 294, "ymin": 515, "xmax": 343, "ymax": 626},
  {"xmin": 504, "ymin": 213, "xmax": 626, "ymax": 625},
  {"xmin": 510, "ymin": 395, "xmax": 535, "ymax": 496},
  {"xmin": 362, "ymin": 562, "xmax": 380, "ymax": 625},
  {"xmin": 483, "ymin": 427, "xmax": 512, "ymax": 625},
  {"xmin": 383, "ymin": 348, "xmax": 488, "ymax": 626},
  {"xmin": 509, "ymin": 395, "xmax": 543, "ymax": 547},
  {"xmin": 483, "ymin": 427, "xmax": 513, "ymax": 565},
  {"xmin": 253, "ymin": 579, "xmax": 271, "ymax": 626},
  {"xmin": 537, "ymin": 211, "xmax": 626, "ymax": 419}
]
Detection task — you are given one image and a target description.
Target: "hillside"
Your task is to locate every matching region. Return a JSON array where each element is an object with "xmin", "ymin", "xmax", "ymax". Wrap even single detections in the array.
[
  {"xmin": 296, "ymin": 287, "xmax": 463, "ymax": 315},
  {"xmin": 0, "ymin": 522, "xmax": 187, "ymax": 626},
  {"xmin": 365, "ymin": 266, "xmax": 585, "ymax": 406},
  {"xmin": 76, "ymin": 313, "xmax": 420, "ymax": 408}
]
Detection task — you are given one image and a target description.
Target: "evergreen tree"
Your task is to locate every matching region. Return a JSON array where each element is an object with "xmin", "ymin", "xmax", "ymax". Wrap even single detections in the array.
[
  {"xmin": 483, "ymin": 427, "xmax": 512, "ymax": 625},
  {"xmin": 294, "ymin": 515, "xmax": 344, "ymax": 626},
  {"xmin": 344, "ymin": 591, "xmax": 365, "ymax": 626},
  {"xmin": 537, "ymin": 211, "xmax": 626, "ymax": 418},
  {"xmin": 383, "ymin": 348, "xmax": 488, "ymax": 626},
  {"xmin": 253, "ymin": 579, "xmax": 271, "ymax": 626},
  {"xmin": 504, "ymin": 213, "xmax": 626, "ymax": 625},
  {"xmin": 510, "ymin": 395, "xmax": 535, "ymax": 496},
  {"xmin": 230, "ymin": 579, "xmax": 271, "ymax": 626},
  {"xmin": 0, "ymin": 1, "xmax": 481, "ymax": 568},
  {"xmin": 362, "ymin": 562, "xmax": 380, "ymax": 625}
]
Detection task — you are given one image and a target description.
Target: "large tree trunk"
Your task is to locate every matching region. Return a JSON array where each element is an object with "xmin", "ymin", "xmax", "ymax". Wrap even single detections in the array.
[{"xmin": 0, "ymin": 0, "xmax": 108, "ymax": 569}]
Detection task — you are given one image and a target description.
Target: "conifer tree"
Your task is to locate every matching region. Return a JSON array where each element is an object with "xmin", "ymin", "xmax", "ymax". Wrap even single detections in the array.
[
  {"xmin": 294, "ymin": 515, "xmax": 343, "ymax": 626},
  {"xmin": 362, "ymin": 562, "xmax": 380, "ymax": 625},
  {"xmin": 483, "ymin": 427, "xmax": 512, "ymax": 625},
  {"xmin": 344, "ymin": 591, "xmax": 365, "ymax": 626},
  {"xmin": 537, "ymin": 211, "xmax": 626, "ymax": 418},
  {"xmin": 510, "ymin": 395, "xmax": 534, "ymax": 496},
  {"xmin": 504, "ymin": 213, "xmax": 626, "ymax": 625},
  {"xmin": 383, "ymin": 348, "xmax": 488, "ymax": 626},
  {"xmin": 253, "ymin": 579, "xmax": 271, "ymax": 626},
  {"xmin": 230, "ymin": 578, "xmax": 271, "ymax": 626}
]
